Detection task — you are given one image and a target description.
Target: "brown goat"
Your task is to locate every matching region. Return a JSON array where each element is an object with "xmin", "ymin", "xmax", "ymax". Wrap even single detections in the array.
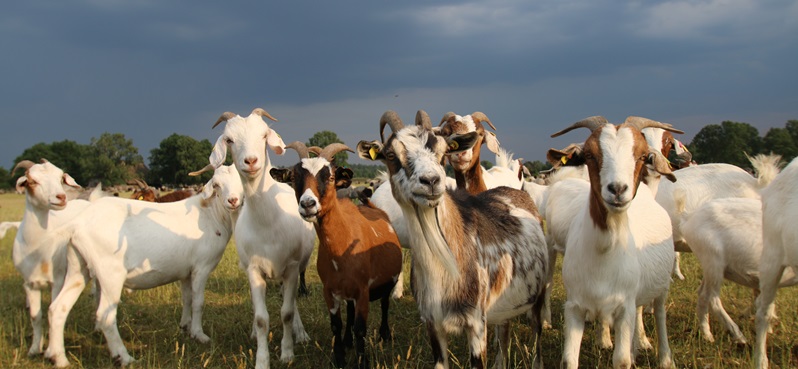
[
  {"xmin": 129, "ymin": 179, "xmax": 195, "ymax": 203},
  {"xmin": 271, "ymin": 142, "xmax": 402, "ymax": 369}
]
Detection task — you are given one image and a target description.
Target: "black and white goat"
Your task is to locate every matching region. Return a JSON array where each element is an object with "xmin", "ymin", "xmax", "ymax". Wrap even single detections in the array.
[{"xmin": 357, "ymin": 110, "xmax": 549, "ymax": 369}]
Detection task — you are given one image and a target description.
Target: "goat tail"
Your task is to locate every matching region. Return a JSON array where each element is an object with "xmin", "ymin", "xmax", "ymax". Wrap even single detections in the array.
[
  {"xmin": 494, "ymin": 148, "xmax": 515, "ymax": 169},
  {"xmin": 747, "ymin": 153, "xmax": 783, "ymax": 188}
]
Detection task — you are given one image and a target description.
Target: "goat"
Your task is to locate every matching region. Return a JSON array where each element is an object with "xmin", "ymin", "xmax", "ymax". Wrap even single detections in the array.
[
  {"xmin": 547, "ymin": 116, "xmax": 680, "ymax": 369},
  {"xmin": 0, "ymin": 221, "xmax": 20, "ymax": 239},
  {"xmin": 190, "ymin": 108, "xmax": 315, "ymax": 369},
  {"xmin": 357, "ymin": 110, "xmax": 549, "ymax": 369},
  {"xmin": 43, "ymin": 165, "xmax": 243, "ymax": 367},
  {"xmin": 129, "ymin": 179, "xmax": 195, "ymax": 202},
  {"xmin": 271, "ymin": 142, "xmax": 402, "ymax": 368},
  {"xmin": 11, "ymin": 159, "xmax": 90, "ymax": 356},
  {"xmin": 754, "ymin": 156, "xmax": 798, "ymax": 369}
]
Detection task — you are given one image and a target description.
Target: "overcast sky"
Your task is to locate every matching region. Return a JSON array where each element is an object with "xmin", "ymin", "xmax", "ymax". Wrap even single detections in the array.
[{"xmin": 2, "ymin": 0, "xmax": 797, "ymax": 170}]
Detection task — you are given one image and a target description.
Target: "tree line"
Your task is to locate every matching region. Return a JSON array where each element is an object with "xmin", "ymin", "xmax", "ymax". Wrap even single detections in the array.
[{"xmin": 2, "ymin": 120, "xmax": 797, "ymax": 190}]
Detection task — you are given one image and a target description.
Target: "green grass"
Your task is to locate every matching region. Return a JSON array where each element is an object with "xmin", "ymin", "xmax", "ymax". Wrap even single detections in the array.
[{"xmin": 1, "ymin": 192, "xmax": 797, "ymax": 368}]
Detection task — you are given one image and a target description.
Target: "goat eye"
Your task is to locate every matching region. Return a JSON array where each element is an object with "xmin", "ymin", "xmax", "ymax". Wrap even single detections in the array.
[
  {"xmin": 225, "ymin": 138, "xmax": 234, "ymax": 145},
  {"xmin": 385, "ymin": 152, "xmax": 396, "ymax": 160}
]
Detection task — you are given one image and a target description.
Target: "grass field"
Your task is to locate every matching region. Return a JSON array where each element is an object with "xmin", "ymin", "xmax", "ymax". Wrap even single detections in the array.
[{"xmin": 1, "ymin": 192, "xmax": 797, "ymax": 368}]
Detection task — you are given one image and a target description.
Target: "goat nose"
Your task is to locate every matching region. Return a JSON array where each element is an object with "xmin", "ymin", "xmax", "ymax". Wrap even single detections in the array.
[
  {"xmin": 56, "ymin": 194, "xmax": 66, "ymax": 202},
  {"xmin": 419, "ymin": 175, "xmax": 440, "ymax": 188},
  {"xmin": 244, "ymin": 156, "xmax": 258, "ymax": 166},
  {"xmin": 228, "ymin": 198, "xmax": 238, "ymax": 207},
  {"xmin": 607, "ymin": 183, "xmax": 628, "ymax": 196},
  {"xmin": 300, "ymin": 198, "xmax": 316, "ymax": 209}
]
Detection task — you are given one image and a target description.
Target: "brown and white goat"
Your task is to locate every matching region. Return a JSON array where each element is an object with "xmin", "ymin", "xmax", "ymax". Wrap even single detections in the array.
[
  {"xmin": 357, "ymin": 110, "xmax": 549, "ymax": 369},
  {"xmin": 129, "ymin": 179, "xmax": 195, "ymax": 203},
  {"xmin": 438, "ymin": 111, "xmax": 501, "ymax": 194},
  {"xmin": 271, "ymin": 142, "xmax": 402, "ymax": 369}
]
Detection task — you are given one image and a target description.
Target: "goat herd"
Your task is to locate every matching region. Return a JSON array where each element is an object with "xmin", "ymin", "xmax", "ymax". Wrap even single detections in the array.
[{"xmin": 7, "ymin": 107, "xmax": 798, "ymax": 369}]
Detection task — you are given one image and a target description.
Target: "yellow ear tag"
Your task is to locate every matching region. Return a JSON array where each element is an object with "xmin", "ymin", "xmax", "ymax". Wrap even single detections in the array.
[
  {"xmin": 369, "ymin": 147, "xmax": 380, "ymax": 160},
  {"xmin": 138, "ymin": 196, "xmax": 144, "ymax": 200},
  {"xmin": 560, "ymin": 156, "xmax": 568, "ymax": 165},
  {"xmin": 448, "ymin": 140, "xmax": 459, "ymax": 150}
]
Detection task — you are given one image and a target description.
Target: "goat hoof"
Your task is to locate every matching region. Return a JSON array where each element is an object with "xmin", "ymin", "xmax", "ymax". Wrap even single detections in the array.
[
  {"xmin": 192, "ymin": 332, "xmax": 211, "ymax": 344},
  {"xmin": 379, "ymin": 327, "xmax": 392, "ymax": 342}
]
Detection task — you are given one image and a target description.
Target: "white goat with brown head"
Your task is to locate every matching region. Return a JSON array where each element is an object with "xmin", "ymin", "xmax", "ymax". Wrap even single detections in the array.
[
  {"xmin": 357, "ymin": 110, "xmax": 549, "ymax": 369},
  {"xmin": 547, "ymin": 116, "xmax": 681, "ymax": 369},
  {"xmin": 271, "ymin": 142, "xmax": 402, "ymax": 369}
]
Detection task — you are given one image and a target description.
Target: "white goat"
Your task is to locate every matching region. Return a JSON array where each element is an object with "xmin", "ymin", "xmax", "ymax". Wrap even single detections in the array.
[
  {"xmin": 680, "ymin": 196, "xmax": 796, "ymax": 346},
  {"xmin": 43, "ymin": 165, "xmax": 244, "ymax": 367},
  {"xmin": 547, "ymin": 116, "xmax": 680, "ymax": 369},
  {"xmin": 191, "ymin": 108, "xmax": 315, "ymax": 369},
  {"xmin": 754, "ymin": 156, "xmax": 798, "ymax": 369},
  {"xmin": 12, "ymin": 159, "xmax": 89, "ymax": 356},
  {"xmin": 358, "ymin": 110, "xmax": 549, "ymax": 369}
]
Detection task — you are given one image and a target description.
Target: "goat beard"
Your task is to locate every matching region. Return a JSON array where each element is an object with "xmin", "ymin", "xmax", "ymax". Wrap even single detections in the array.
[{"xmin": 408, "ymin": 203, "xmax": 460, "ymax": 279}]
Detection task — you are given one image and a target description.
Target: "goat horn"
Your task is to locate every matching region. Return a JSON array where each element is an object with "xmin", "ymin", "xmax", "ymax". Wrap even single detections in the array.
[
  {"xmin": 624, "ymin": 116, "xmax": 685, "ymax": 135},
  {"xmin": 135, "ymin": 179, "xmax": 148, "ymax": 189},
  {"xmin": 319, "ymin": 143, "xmax": 354, "ymax": 163},
  {"xmin": 470, "ymin": 112, "xmax": 497, "ymax": 131},
  {"xmin": 12, "ymin": 160, "xmax": 36, "ymax": 177},
  {"xmin": 308, "ymin": 146, "xmax": 322, "ymax": 157},
  {"xmin": 285, "ymin": 141, "xmax": 310, "ymax": 159},
  {"xmin": 251, "ymin": 108, "xmax": 279, "ymax": 122},
  {"xmin": 379, "ymin": 110, "xmax": 405, "ymax": 142},
  {"xmin": 551, "ymin": 116, "xmax": 609, "ymax": 138},
  {"xmin": 212, "ymin": 112, "xmax": 237, "ymax": 129},
  {"xmin": 415, "ymin": 110, "xmax": 432, "ymax": 130},
  {"xmin": 189, "ymin": 163, "xmax": 215, "ymax": 177},
  {"xmin": 439, "ymin": 111, "xmax": 457, "ymax": 127}
]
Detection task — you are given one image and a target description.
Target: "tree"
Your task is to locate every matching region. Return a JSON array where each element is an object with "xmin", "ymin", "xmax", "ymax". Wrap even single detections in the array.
[
  {"xmin": 763, "ymin": 127, "xmax": 797, "ymax": 162},
  {"xmin": 13, "ymin": 140, "xmax": 90, "ymax": 185},
  {"xmin": 83, "ymin": 133, "xmax": 144, "ymax": 185},
  {"xmin": 0, "ymin": 166, "xmax": 11, "ymax": 190},
  {"xmin": 523, "ymin": 160, "xmax": 552, "ymax": 178},
  {"xmin": 688, "ymin": 121, "xmax": 763, "ymax": 168},
  {"xmin": 307, "ymin": 131, "xmax": 348, "ymax": 167},
  {"xmin": 148, "ymin": 134, "xmax": 214, "ymax": 186}
]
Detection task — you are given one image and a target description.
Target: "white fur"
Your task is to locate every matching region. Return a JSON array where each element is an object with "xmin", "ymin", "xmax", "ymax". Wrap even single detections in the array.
[
  {"xmin": 12, "ymin": 161, "xmax": 89, "ymax": 356},
  {"xmin": 43, "ymin": 165, "xmax": 243, "ymax": 368},
  {"xmin": 754, "ymin": 156, "xmax": 798, "ymax": 369}
]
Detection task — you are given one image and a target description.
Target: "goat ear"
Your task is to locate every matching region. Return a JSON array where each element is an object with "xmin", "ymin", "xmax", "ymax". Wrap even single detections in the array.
[
  {"xmin": 16, "ymin": 176, "xmax": 28, "ymax": 194},
  {"xmin": 209, "ymin": 135, "xmax": 228, "ymax": 169},
  {"xmin": 356, "ymin": 141, "xmax": 385, "ymax": 161},
  {"xmin": 200, "ymin": 180, "xmax": 216, "ymax": 200},
  {"xmin": 334, "ymin": 167, "xmax": 354, "ymax": 189},
  {"xmin": 546, "ymin": 144, "xmax": 585, "ymax": 168},
  {"xmin": 269, "ymin": 168, "xmax": 293, "ymax": 184},
  {"xmin": 266, "ymin": 130, "xmax": 286, "ymax": 156},
  {"xmin": 62, "ymin": 173, "xmax": 81, "ymax": 189},
  {"xmin": 483, "ymin": 131, "xmax": 501, "ymax": 154},
  {"xmin": 647, "ymin": 151, "xmax": 677, "ymax": 182},
  {"xmin": 446, "ymin": 132, "xmax": 479, "ymax": 154}
]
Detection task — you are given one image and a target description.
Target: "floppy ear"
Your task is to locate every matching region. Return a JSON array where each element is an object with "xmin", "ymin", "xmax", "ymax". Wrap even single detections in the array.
[
  {"xmin": 267, "ymin": 129, "xmax": 286, "ymax": 156},
  {"xmin": 483, "ymin": 131, "xmax": 501, "ymax": 154},
  {"xmin": 546, "ymin": 143, "xmax": 585, "ymax": 168},
  {"xmin": 209, "ymin": 135, "xmax": 228, "ymax": 169},
  {"xmin": 647, "ymin": 150, "xmax": 677, "ymax": 182},
  {"xmin": 446, "ymin": 132, "xmax": 479, "ymax": 155},
  {"xmin": 62, "ymin": 173, "xmax": 81, "ymax": 189},
  {"xmin": 270, "ymin": 168, "xmax": 294, "ymax": 184},
  {"xmin": 334, "ymin": 167, "xmax": 354, "ymax": 189},
  {"xmin": 16, "ymin": 176, "xmax": 28, "ymax": 194},
  {"xmin": 357, "ymin": 141, "xmax": 385, "ymax": 161},
  {"xmin": 200, "ymin": 179, "xmax": 217, "ymax": 200}
]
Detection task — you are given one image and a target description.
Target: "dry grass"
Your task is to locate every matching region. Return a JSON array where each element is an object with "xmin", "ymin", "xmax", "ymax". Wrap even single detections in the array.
[{"xmin": 1, "ymin": 192, "xmax": 797, "ymax": 368}]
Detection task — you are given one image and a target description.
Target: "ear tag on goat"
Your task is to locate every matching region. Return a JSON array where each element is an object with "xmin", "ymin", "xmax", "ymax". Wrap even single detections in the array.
[
  {"xmin": 369, "ymin": 147, "xmax": 380, "ymax": 160},
  {"xmin": 138, "ymin": 196, "xmax": 144, "ymax": 200},
  {"xmin": 561, "ymin": 154, "xmax": 571, "ymax": 165},
  {"xmin": 448, "ymin": 140, "xmax": 459, "ymax": 151}
]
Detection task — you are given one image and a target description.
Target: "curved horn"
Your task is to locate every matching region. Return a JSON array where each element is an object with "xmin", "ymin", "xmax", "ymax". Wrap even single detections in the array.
[
  {"xmin": 470, "ymin": 111, "xmax": 497, "ymax": 131},
  {"xmin": 189, "ymin": 163, "xmax": 215, "ymax": 177},
  {"xmin": 285, "ymin": 141, "xmax": 310, "ymax": 159},
  {"xmin": 624, "ymin": 116, "xmax": 685, "ymax": 134},
  {"xmin": 415, "ymin": 110, "xmax": 432, "ymax": 130},
  {"xmin": 319, "ymin": 143, "xmax": 354, "ymax": 163},
  {"xmin": 551, "ymin": 116, "xmax": 609, "ymax": 138},
  {"xmin": 12, "ymin": 160, "xmax": 36, "ymax": 176},
  {"xmin": 438, "ymin": 111, "xmax": 457, "ymax": 127},
  {"xmin": 135, "ymin": 179, "xmax": 148, "ymax": 189},
  {"xmin": 308, "ymin": 146, "xmax": 322, "ymax": 157},
  {"xmin": 251, "ymin": 108, "xmax": 279, "ymax": 122},
  {"xmin": 379, "ymin": 110, "xmax": 405, "ymax": 142},
  {"xmin": 212, "ymin": 112, "xmax": 237, "ymax": 129}
]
